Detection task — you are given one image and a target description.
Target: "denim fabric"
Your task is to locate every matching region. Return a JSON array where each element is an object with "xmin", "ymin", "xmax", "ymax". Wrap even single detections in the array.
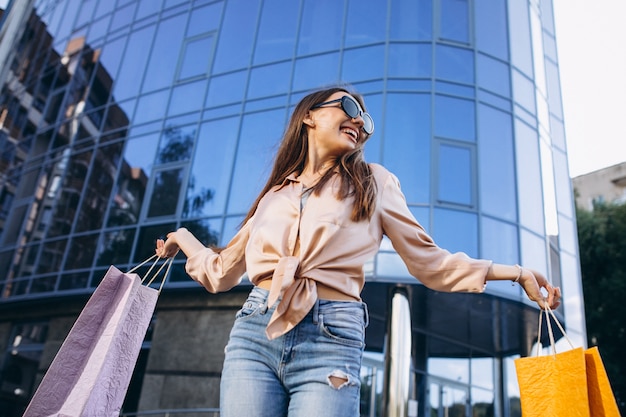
[{"xmin": 220, "ymin": 287, "xmax": 368, "ymax": 417}]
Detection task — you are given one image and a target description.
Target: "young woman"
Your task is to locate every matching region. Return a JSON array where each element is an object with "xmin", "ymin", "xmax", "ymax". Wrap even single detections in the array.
[{"xmin": 156, "ymin": 86, "xmax": 561, "ymax": 417}]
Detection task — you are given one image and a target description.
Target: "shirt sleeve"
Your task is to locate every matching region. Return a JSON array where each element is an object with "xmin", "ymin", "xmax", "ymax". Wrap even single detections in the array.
[
  {"xmin": 184, "ymin": 218, "xmax": 251, "ymax": 293},
  {"xmin": 378, "ymin": 170, "xmax": 491, "ymax": 293}
]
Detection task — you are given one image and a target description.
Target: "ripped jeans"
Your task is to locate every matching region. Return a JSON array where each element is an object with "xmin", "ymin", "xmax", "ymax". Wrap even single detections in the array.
[{"xmin": 220, "ymin": 286, "xmax": 369, "ymax": 417}]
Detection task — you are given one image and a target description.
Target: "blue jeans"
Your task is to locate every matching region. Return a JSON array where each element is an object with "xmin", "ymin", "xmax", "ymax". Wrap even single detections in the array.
[{"xmin": 220, "ymin": 287, "xmax": 369, "ymax": 417}]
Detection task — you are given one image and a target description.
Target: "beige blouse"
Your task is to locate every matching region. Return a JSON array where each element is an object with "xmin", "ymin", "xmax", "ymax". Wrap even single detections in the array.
[{"xmin": 185, "ymin": 163, "xmax": 492, "ymax": 339}]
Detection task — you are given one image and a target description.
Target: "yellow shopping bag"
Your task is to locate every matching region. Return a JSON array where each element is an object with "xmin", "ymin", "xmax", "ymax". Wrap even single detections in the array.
[{"xmin": 515, "ymin": 307, "xmax": 622, "ymax": 417}]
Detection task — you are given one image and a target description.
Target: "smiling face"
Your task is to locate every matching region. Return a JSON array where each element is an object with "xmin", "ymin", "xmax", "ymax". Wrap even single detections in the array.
[{"xmin": 304, "ymin": 92, "xmax": 368, "ymax": 160}]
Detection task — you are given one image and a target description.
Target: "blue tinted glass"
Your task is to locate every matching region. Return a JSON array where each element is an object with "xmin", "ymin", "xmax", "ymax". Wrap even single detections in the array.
[
  {"xmin": 76, "ymin": 0, "xmax": 96, "ymax": 27},
  {"xmin": 440, "ymin": 0, "xmax": 469, "ymax": 43},
  {"xmin": 185, "ymin": 117, "xmax": 240, "ymax": 217},
  {"xmin": 254, "ymin": 0, "xmax": 299, "ymax": 64},
  {"xmin": 390, "ymin": 0, "xmax": 432, "ymax": 40},
  {"xmin": 292, "ymin": 53, "xmax": 340, "ymax": 92},
  {"xmin": 475, "ymin": 0, "xmax": 508, "ymax": 59},
  {"xmin": 54, "ymin": 0, "xmax": 81, "ymax": 43},
  {"xmin": 187, "ymin": 3, "xmax": 222, "ymax": 37},
  {"xmin": 109, "ymin": 2, "xmax": 136, "ymax": 33},
  {"xmin": 345, "ymin": 0, "xmax": 387, "ymax": 47},
  {"xmin": 512, "ymin": 70, "xmax": 536, "ymax": 114},
  {"xmin": 477, "ymin": 53, "xmax": 510, "ymax": 97},
  {"xmin": 137, "ymin": 0, "xmax": 164, "ymax": 20},
  {"xmin": 179, "ymin": 35, "xmax": 215, "ymax": 80},
  {"xmin": 552, "ymin": 150, "xmax": 573, "ymax": 219},
  {"xmin": 508, "ymin": 0, "xmax": 533, "ymax": 76},
  {"xmin": 142, "ymin": 15, "xmax": 186, "ymax": 92},
  {"xmin": 147, "ymin": 167, "xmax": 185, "ymax": 217},
  {"xmin": 544, "ymin": 60, "xmax": 563, "ymax": 119},
  {"xmin": 514, "ymin": 119, "xmax": 544, "ymax": 234},
  {"xmin": 228, "ymin": 109, "xmax": 286, "ymax": 213},
  {"xmin": 383, "ymin": 93, "xmax": 431, "ymax": 203},
  {"xmin": 98, "ymin": 36, "xmax": 127, "ymax": 86},
  {"xmin": 434, "ymin": 95, "xmax": 475, "ymax": 142},
  {"xmin": 342, "ymin": 45, "xmax": 385, "ymax": 83},
  {"xmin": 435, "ymin": 45, "xmax": 474, "ymax": 84},
  {"xmin": 480, "ymin": 216, "xmax": 521, "ymax": 297},
  {"xmin": 433, "ymin": 208, "xmax": 478, "ymax": 257},
  {"xmin": 362, "ymin": 93, "xmax": 383, "ymax": 164},
  {"xmin": 298, "ymin": 1, "xmax": 344, "ymax": 55},
  {"xmin": 113, "ymin": 25, "xmax": 156, "ymax": 101},
  {"xmin": 477, "ymin": 105, "xmax": 516, "ymax": 220},
  {"xmin": 438, "ymin": 144, "xmax": 472, "ymax": 206},
  {"xmin": 248, "ymin": 62, "xmax": 292, "ymax": 99},
  {"xmin": 157, "ymin": 123, "xmax": 196, "ymax": 164},
  {"xmin": 205, "ymin": 71, "xmax": 247, "ymax": 107},
  {"xmin": 520, "ymin": 229, "xmax": 547, "ymax": 277},
  {"xmin": 388, "ymin": 43, "xmax": 431, "ymax": 78},
  {"xmin": 168, "ymin": 79, "xmax": 207, "ymax": 116},
  {"xmin": 550, "ymin": 116, "xmax": 566, "ymax": 150},
  {"xmin": 213, "ymin": 0, "xmax": 260, "ymax": 73},
  {"xmin": 133, "ymin": 89, "xmax": 169, "ymax": 125}
]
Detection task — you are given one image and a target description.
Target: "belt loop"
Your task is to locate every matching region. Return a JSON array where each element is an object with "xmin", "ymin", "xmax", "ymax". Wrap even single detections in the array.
[
  {"xmin": 260, "ymin": 300, "xmax": 268, "ymax": 314},
  {"xmin": 312, "ymin": 299, "xmax": 320, "ymax": 325},
  {"xmin": 362, "ymin": 302, "xmax": 369, "ymax": 328}
]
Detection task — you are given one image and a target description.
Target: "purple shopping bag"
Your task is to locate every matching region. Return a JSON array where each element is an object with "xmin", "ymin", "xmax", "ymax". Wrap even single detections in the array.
[{"xmin": 23, "ymin": 257, "xmax": 171, "ymax": 417}]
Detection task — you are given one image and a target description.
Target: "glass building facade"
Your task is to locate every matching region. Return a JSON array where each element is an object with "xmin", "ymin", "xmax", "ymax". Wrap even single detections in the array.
[{"xmin": 0, "ymin": 0, "xmax": 585, "ymax": 416}]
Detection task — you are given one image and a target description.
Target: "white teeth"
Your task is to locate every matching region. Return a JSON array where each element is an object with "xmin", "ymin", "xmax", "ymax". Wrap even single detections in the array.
[{"xmin": 341, "ymin": 128, "xmax": 357, "ymax": 139}]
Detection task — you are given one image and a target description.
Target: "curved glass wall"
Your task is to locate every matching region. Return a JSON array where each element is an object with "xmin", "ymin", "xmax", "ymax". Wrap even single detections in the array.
[{"xmin": 0, "ymin": 0, "xmax": 585, "ymax": 415}]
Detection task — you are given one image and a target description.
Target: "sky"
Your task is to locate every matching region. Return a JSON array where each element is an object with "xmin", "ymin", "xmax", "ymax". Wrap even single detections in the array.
[{"xmin": 553, "ymin": 0, "xmax": 626, "ymax": 178}]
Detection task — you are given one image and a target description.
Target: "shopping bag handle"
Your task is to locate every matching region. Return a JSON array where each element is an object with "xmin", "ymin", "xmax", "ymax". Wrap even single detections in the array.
[
  {"xmin": 127, "ymin": 254, "xmax": 173, "ymax": 294},
  {"xmin": 535, "ymin": 305, "xmax": 575, "ymax": 357}
]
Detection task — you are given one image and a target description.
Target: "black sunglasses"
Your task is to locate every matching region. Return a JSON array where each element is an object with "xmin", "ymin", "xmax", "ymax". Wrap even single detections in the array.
[{"xmin": 310, "ymin": 96, "xmax": 374, "ymax": 135}]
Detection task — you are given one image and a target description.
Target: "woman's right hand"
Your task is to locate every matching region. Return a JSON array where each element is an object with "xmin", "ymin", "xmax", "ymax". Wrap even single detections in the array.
[{"xmin": 155, "ymin": 232, "xmax": 180, "ymax": 258}]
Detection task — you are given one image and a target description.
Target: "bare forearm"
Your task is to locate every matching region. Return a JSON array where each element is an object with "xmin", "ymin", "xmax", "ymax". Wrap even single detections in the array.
[{"xmin": 486, "ymin": 263, "xmax": 524, "ymax": 283}]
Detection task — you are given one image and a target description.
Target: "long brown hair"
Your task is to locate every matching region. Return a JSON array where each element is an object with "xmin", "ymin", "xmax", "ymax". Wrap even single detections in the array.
[{"xmin": 241, "ymin": 86, "xmax": 377, "ymax": 226}]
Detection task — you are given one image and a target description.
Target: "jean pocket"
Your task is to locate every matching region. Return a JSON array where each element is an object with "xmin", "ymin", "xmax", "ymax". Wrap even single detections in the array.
[{"xmin": 319, "ymin": 309, "xmax": 365, "ymax": 348}]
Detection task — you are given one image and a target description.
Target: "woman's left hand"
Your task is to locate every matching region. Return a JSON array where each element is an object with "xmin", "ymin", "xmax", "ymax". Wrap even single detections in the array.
[{"xmin": 519, "ymin": 268, "xmax": 561, "ymax": 310}]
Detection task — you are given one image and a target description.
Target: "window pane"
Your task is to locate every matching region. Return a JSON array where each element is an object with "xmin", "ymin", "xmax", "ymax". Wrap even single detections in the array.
[
  {"xmin": 107, "ymin": 133, "xmax": 157, "ymax": 226},
  {"xmin": 298, "ymin": 1, "xmax": 343, "ymax": 55},
  {"xmin": 134, "ymin": 223, "xmax": 177, "ymax": 263},
  {"xmin": 438, "ymin": 144, "xmax": 472, "ymax": 206},
  {"xmin": 292, "ymin": 53, "xmax": 340, "ymax": 92},
  {"xmin": 475, "ymin": 0, "xmax": 508, "ymax": 59},
  {"xmin": 481, "ymin": 216, "xmax": 521, "ymax": 298},
  {"xmin": 435, "ymin": 44, "xmax": 474, "ymax": 84},
  {"xmin": 205, "ymin": 70, "xmax": 247, "ymax": 107},
  {"xmin": 248, "ymin": 62, "xmax": 292, "ymax": 100},
  {"xmin": 113, "ymin": 25, "xmax": 156, "ymax": 101},
  {"xmin": 168, "ymin": 79, "xmax": 207, "ymax": 116},
  {"xmin": 64, "ymin": 233, "xmax": 99, "ymax": 270},
  {"xmin": 433, "ymin": 208, "xmax": 478, "ymax": 257},
  {"xmin": 75, "ymin": 142, "xmax": 123, "ymax": 232},
  {"xmin": 36, "ymin": 239, "xmax": 67, "ymax": 275},
  {"xmin": 342, "ymin": 45, "xmax": 385, "ymax": 83},
  {"xmin": 96, "ymin": 228, "xmax": 135, "ymax": 266},
  {"xmin": 514, "ymin": 119, "xmax": 544, "ymax": 234},
  {"xmin": 254, "ymin": 0, "xmax": 299, "ymax": 64},
  {"xmin": 156, "ymin": 124, "xmax": 196, "ymax": 164},
  {"xmin": 390, "ymin": 0, "xmax": 432, "ymax": 40},
  {"xmin": 477, "ymin": 53, "xmax": 510, "ymax": 97},
  {"xmin": 147, "ymin": 168, "xmax": 184, "ymax": 217},
  {"xmin": 228, "ymin": 109, "xmax": 285, "ymax": 213},
  {"xmin": 478, "ymin": 104, "xmax": 516, "ymax": 220},
  {"xmin": 213, "ymin": 0, "xmax": 260, "ymax": 73},
  {"xmin": 520, "ymin": 229, "xmax": 547, "ymax": 279},
  {"xmin": 440, "ymin": 0, "xmax": 469, "ymax": 43},
  {"xmin": 184, "ymin": 117, "xmax": 240, "ymax": 217},
  {"xmin": 179, "ymin": 35, "xmax": 215, "ymax": 80},
  {"xmin": 133, "ymin": 89, "xmax": 169, "ymax": 125},
  {"xmin": 141, "ymin": 15, "xmax": 186, "ymax": 92},
  {"xmin": 383, "ymin": 93, "xmax": 431, "ymax": 203},
  {"xmin": 508, "ymin": 0, "xmax": 533, "ymax": 76},
  {"xmin": 388, "ymin": 43, "xmax": 431, "ymax": 79},
  {"xmin": 434, "ymin": 95, "xmax": 475, "ymax": 142},
  {"xmin": 187, "ymin": 2, "xmax": 223, "ymax": 37},
  {"xmin": 345, "ymin": 0, "xmax": 387, "ymax": 47}
]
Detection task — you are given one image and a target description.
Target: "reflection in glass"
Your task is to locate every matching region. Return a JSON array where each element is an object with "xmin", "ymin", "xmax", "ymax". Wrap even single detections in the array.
[
  {"xmin": 187, "ymin": 3, "xmax": 223, "ymax": 37},
  {"xmin": 36, "ymin": 239, "xmax": 67, "ymax": 275},
  {"xmin": 435, "ymin": 45, "xmax": 473, "ymax": 84},
  {"xmin": 157, "ymin": 125, "xmax": 195, "ymax": 164},
  {"xmin": 205, "ymin": 71, "xmax": 247, "ymax": 107},
  {"xmin": 212, "ymin": 0, "xmax": 258, "ymax": 73},
  {"xmin": 433, "ymin": 208, "xmax": 478, "ymax": 257},
  {"xmin": 514, "ymin": 119, "xmax": 544, "ymax": 234},
  {"xmin": 113, "ymin": 25, "xmax": 155, "ymax": 101},
  {"xmin": 475, "ymin": 0, "xmax": 508, "ymax": 59},
  {"xmin": 477, "ymin": 53, "xmax": 511, "ymax": 97},
  {"xmin": 185, "ymin": 117, "xmax": 239, "ymax": 217},
  {"xmin": 134, "ymin": 223, "xmax": 177, "ymax": 263},
  {"xmin": 142, "ymin": 14, "xmax": 187, "ymax": 92},
  {"xmin": 133, "ymin": 89, "xmax": 169, "ymax": 125},
  {"xmin": 168, "ymin": 79, "xmax": 206, "ymax": 116},
  {"xmin": 97, "ymin": 229, "xmax": 135, "ymax": 266},
  {"xmin": 181, "ymin": 218, "xmax": 220, "ymax": 248},
  {"xmin": 147, "ymin": 168, "xmax": 184, "ymax": 218},
  {"xmin": 248, "ymin": 62, "xmax": 292, "ymax": 100},
  {"xmin": 64, "ymin": 233, "xmax": 98, "ymax": 270}
]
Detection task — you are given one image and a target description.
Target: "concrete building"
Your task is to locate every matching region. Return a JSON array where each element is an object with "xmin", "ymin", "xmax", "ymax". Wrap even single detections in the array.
[
  {"xmin": 572, "ymin": 161, "xmax": 626, "ymax": 210},
  {"xmin": 0, "ymin": 1, "xmax": 584, "ymax": 416}
]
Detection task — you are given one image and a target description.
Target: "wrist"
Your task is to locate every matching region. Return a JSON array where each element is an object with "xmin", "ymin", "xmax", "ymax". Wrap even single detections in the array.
[{"xmin": 512, "ymin": 264, "xmax": 523, "ymax": 285}]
